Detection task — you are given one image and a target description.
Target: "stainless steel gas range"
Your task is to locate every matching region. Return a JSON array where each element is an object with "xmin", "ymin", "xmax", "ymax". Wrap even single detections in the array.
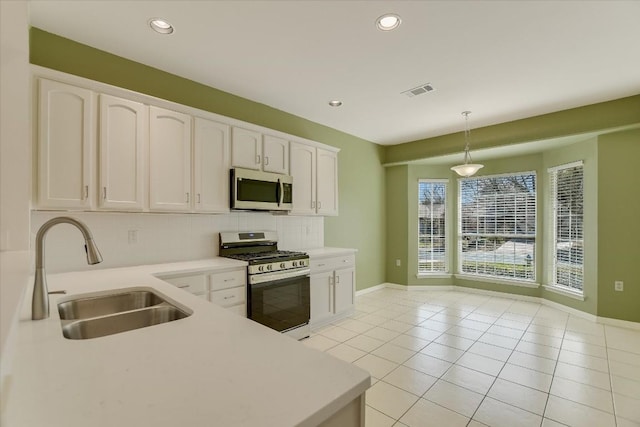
[{"xmin": 219, "ymin": 231, "xmax": 310, "ymax": 340}]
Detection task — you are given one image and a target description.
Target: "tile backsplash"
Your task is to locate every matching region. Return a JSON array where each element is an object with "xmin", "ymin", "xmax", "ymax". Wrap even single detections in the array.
[{"xmin": 31, "ymin": 211, "xmax": 324, "ymax": 273}]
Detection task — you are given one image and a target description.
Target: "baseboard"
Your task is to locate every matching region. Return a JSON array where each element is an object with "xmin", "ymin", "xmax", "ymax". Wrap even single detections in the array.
[
  {"xmin": 597, "ymin": 315, "xmax": 640, "ymax": 331},
  {"xmin": 358, "ymin": 282, "xmax": 640, "ymax": 330},
  {"xmin": 541, "ymin": 298, "xmax": 597, "ymax": 322},
  {"xmin": 355, "ymin": 283, "xmax": 387, "ymax": 296}
]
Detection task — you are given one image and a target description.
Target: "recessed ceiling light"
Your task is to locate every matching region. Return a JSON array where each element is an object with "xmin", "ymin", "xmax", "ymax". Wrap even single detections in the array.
[
  {"xmin": 328, "ymin": 100, "xmax": 343, "ymax": 107},
  {"xmin": 376, "ymin": 14, "xmax": 401, "ymax": 31},
  {"xmin": 149, "ymin": 18, "xmax": 174, "ymax": 34}
]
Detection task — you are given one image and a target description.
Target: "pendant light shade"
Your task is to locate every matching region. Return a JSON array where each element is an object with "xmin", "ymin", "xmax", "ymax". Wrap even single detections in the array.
[{"xmin": 451, "ymin": 111, "xmax": 484, "ymax": 177}]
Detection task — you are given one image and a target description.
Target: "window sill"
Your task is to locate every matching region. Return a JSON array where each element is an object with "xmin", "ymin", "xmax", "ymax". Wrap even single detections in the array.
[
  {"xmin": 416, "ymin": 273, "xmax": 453, "ymax": 279},
  {"xmin": 542, "ymin": 284, "xmax": 585, "ymax": 301},
  {"xmin": 454, "ymin": 274, "xmax": 540, "ymax": 289}
]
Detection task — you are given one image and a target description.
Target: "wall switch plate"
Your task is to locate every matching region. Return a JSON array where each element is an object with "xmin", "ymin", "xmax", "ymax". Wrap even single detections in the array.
[
  {"xmin": 128, "ymin": 230, "xmax": 138, "ymax": 244},
  {"xmin": 615, "ymin": 281, "xmax": 624, "ymax": 291},
  {"xmin": 396, "ymin": 259, "xmax": 401, "ymax": 267}
]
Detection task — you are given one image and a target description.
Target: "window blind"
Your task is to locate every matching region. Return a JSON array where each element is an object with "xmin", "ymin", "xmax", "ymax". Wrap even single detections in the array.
[
  {"xmin": 459, "ymin": 172, "xmax": 536, "ymax": 281},
  {"xmin": 418, "ymin": 180, "xmax": 447, "ymax": 273},
  {"xmin": 549, "ymin": 162, "xmax": 584, "ymax": 291}
]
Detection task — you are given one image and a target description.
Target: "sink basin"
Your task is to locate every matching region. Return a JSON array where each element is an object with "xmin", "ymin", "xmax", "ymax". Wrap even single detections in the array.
[
  {"xmin": 58, "ymin": 290, "xmax": 166, "ymax": 320},
  {"xmin": 57, "ymin": 288, "xmax": 192, "ymax": 340},
  {"xmin": 61, "ymin": 305, "xmax": 190, "ymax": 340}
]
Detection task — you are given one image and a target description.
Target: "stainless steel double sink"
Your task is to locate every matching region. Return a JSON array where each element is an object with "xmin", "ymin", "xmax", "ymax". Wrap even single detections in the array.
[{"xmin": 57, "ymin": 288, "xmax": 192, "ymax": 340}]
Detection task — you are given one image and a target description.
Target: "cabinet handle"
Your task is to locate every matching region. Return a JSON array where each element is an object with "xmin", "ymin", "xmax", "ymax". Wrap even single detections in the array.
[
  {"xmin": 264, "ymin": 156, "xmax": 269, "ymax": 165},
  {"xmin": 84, "ymin": 185, "xmax": 89, "ymax": 200},
  {"xmin": 336, "ymin": 275, "xmax": 340, "ymax": 284},
  {"xmin": 256, "ymin": 155, "xmax": 261, "ymax": 164},
  {"xmin": 223, "ymin": 295, "xmax": 236, "ymax": 300},
  {"xmin": 177, "ymin": 284, "xmax": 190, "ymax": 289},
  {"xmin": 102, "ymin": 187, "xmax": 107, "ymax": 200},
  {"xmin": 311, "ymin": 201, "xmax": 315, "ymax": 209},
  {"xmin": 317, "ymin": 201, "xmax": 322, "ymax": 209},
  {"xmin": 343, "ymin": 259, "xmax": 349, "ymax": 263},
  {"xmin": 223, "ymin": 278, "xmax": 235, "ymax": 282},
  {"xmin": 318, "ymin": 263, "xmax": 325, "ymax": 267},
  {"xmin": 185, "ymin": 192, "xmax": 190, "ymax": 203},
  {"xmin": 197, "ymin": 193, "xmax": 201, "ymax": 203}
]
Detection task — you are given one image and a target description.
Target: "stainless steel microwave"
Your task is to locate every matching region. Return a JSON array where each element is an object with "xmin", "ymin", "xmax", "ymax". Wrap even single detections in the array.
[{"xmin": 230, "ymin": 168, "xmax": 293, "ymax": 211}]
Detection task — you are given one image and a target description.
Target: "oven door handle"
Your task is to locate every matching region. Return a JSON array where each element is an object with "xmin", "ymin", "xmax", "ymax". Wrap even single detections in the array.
[{"xmin": 250, "ymin": 269, "xmax": 310, "ymax": 285}]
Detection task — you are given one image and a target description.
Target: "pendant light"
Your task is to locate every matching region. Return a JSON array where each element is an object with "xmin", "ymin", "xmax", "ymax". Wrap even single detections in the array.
[{"xmin": 451, "ymin": 111, "xmax": 484, "ymax": 177}]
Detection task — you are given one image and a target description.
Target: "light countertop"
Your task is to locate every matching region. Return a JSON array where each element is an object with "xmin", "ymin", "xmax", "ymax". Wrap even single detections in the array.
[
  {"xmin": 303, "ymin": 247, "xmax": 357, "ymax": 259},
  {"xmin": 2, "ymin": 257, "xmax": 370, "ymax": 427}
]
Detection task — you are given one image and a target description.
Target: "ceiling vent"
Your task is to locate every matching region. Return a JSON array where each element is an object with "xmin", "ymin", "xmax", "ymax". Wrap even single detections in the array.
[{"xmin": 402, "ymin": 83, "xmax": 435, "ymax": 98}]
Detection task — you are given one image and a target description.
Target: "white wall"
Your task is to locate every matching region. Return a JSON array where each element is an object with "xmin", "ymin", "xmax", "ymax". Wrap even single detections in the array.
[
  {"xmin": 1, "ymin": 0, "xmax": 31, "ymax": 362},
  {"xmin": 31, "ymin": 211, "xmax": 324, "ymax": 273}
]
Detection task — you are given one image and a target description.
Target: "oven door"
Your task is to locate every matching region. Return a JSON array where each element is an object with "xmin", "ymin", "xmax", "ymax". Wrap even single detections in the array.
[{"xmin": 248, "ymin": 273, "xmax": 310, "ymax": 333}]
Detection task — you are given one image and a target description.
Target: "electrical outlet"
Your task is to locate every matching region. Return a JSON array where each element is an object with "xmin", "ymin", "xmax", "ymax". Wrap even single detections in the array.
[
  {"xmin": 614, "ymin": 281, "xmax": 624, "ymax": 292},
  {"xmin": 396, "ymin": 259, "xmax": 401, "ymax": 267},
  {"xmin": 128, "ymin": 230, "xmax": 138, "ymax": 244}
]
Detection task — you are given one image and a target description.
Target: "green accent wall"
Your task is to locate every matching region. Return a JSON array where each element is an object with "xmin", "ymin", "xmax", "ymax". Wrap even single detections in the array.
[
  {"xmin": 598, "ymin": 128, "xmax": 640, "ymax": 323},
  {"xmin": 385, "ymin": 125, "xmax": 638, "ymax": 322},
  {"xmin": 385, "ymin": 165, "xmax": 409, "ymax": 285},
  {"xmin": 29, "ymin": 27, "xmax": 386, "ymax": 291},
  {"xmin": 385, "ymin": 96, "xmax": 640, "ymax": 165}
]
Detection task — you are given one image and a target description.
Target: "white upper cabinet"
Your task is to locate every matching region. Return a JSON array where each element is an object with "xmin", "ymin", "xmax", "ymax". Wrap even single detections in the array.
[
  {"xmin": 289, "ymin": 143, "xmax": 339, "ymax": 216},
  {"xmin": 37, "ymin": 79, "xmax": 94, "ymax": 209},
  {"xmin": 289, "ymin": 142, "xmax": 316, "ymax": 215},
  {"xmin": 149, "ymin": 106, "xmax": 192, "ymax": 211},
  {"xmin": 231, "ymin": 127, "xmax": 261, "ymax": 170},
  {"xmin": 193, "ymin": 117, "xmax": 230, "ymax": 213},
  {"xmin": 262, "ymin": 135, "xmax": 289, "ymax": 174},
  {"xmin": 316, "ymin": 148, "xmax": 339, "ymax": 216},
  {"xmin": 231, "ymin": 127, "xmax": 289, "ymax": 174},
  {"xmin": 98, "ymin": 94, "xmax": 146, "ymax": 210}
]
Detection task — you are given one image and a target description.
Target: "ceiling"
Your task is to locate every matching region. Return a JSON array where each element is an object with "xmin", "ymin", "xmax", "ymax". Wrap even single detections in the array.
[{"xmin": 29, "ymin": 1, "xmax": 640, "ymax": 146}]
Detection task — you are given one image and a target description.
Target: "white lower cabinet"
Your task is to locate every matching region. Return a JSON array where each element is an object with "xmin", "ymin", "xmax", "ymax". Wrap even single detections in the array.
[
  {"xmin": 161, "ymin": 268, "xmax": 246, "ymax": 316},
  {"xmin": 162, "ymin": 273, "xmax": 208, "ymax": 299},
  {"xmin": 309, "ymin": 253, "xmax": 355, "ymax": 328},
  {"xmin": 208, "ymin": 269, "xmax": 246, "ymax": 316}
]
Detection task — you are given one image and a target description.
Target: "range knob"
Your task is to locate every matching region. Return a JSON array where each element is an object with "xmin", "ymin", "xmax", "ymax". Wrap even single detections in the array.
[
  {"xmin": 267, "ymin": 264, "xmax": 273, "ymax": 271},
  {"xmin": 258, "ymin": 266, "xmax": 264, "ymax": 272},
  {"xmin": 292, "ymin": 261, "xmax": 298, "ymax": 267},
  {"xmin": 280, "ymin": 263, "xmax": 286, "ymax": 269}
]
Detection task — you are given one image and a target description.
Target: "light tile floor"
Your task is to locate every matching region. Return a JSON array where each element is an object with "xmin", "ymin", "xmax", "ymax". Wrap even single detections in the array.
[{"xmin": 302, "ymin": 288, "xmax": 640, "ymax": 427}]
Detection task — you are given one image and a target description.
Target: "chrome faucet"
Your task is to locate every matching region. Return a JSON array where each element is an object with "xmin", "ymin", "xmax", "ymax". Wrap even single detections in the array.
[{"xmin": 32, "ymin": 216, "xmax": 103, "ymax": 320}]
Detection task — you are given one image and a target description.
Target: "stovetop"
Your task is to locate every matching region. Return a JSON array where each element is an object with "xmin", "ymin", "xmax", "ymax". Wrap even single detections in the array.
[{"xmin": 224, "ymin": 250, "xmax": 307, "ymax": 262}]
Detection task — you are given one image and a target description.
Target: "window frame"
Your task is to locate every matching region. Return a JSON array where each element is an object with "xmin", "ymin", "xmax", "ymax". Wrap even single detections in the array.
[
  {"xmin": 457, "ymin": 171, "xmax": 538, "ymax": 283},
  {"xmin": 548, "ymin": 161, "xmax": 584, "ymax": 294},
  {"xmin": 417, "ymin": 179, "xmax": 449, "ymax": 275}
]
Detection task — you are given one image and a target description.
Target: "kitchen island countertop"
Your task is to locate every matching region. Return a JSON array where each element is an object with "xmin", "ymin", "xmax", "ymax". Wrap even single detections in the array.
[{"xmin": 2, "ymin": 257, "xmax": 370, "ymax": 427}]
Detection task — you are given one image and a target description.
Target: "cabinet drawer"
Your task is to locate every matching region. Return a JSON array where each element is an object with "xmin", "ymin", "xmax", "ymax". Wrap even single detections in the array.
[
  {"xmin": 163, "ymin": 274, "xmax": 208, "ymax": 295},
  {"xmin": 209, "ymin": 286, "xmax": 246, "ymax": 308},
  {"xmin": 209, "ymin": 269, "xmax": 246, "ymax": 291},
  {"xmin": 310, "ymin": 254, "xmax": 355, "ymax": 273}
]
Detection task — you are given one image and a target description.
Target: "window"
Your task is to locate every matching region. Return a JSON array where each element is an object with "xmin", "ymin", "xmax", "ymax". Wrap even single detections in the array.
[
  {"xmin": 549, "ymin": 161, "xmax": 584, "ymax": 292},
  {"xmin": 418, "ymin": 180, "xmax": 447, "ymax": 273},
  {"xmin": 459, "ymin": 172, "xmax": 536, "ymax": 281}
]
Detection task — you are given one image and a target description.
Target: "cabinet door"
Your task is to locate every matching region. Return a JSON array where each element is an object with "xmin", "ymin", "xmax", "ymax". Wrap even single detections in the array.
[
  {"xmin": 262, "ymin": 135, "xmax": 288, "ymax": 174},
  {"xmin": 98, "ymin": 94, "xmax": 146, "ymax": 210},
  {"xmin": 193, "ymin": 117, "xmax": 230, "ymax": 212},
  {"xmin": 316, "ymin": 148, "xmax": 339, "ymax": 216},
  {"xmin": 149, "ymin": 106, "xmax": 192, "ymax": 211},
  {"xmin": 37, "ymin": 79, "xmax": 93, "ymax": 209},
  {"xmin": 310, "ymin": 271, "xmax": 333, "ymax": 326},
  {"xmin": 289, "ymin": 142, "xmax": 316, "ymax": 215},
  {"xmin": 333, "ymin": 268, "xmax": 355, "ymax": 315},
  {"xmin": 231, "ymin": 127, "xmax": 261, "ymax": 170}
]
